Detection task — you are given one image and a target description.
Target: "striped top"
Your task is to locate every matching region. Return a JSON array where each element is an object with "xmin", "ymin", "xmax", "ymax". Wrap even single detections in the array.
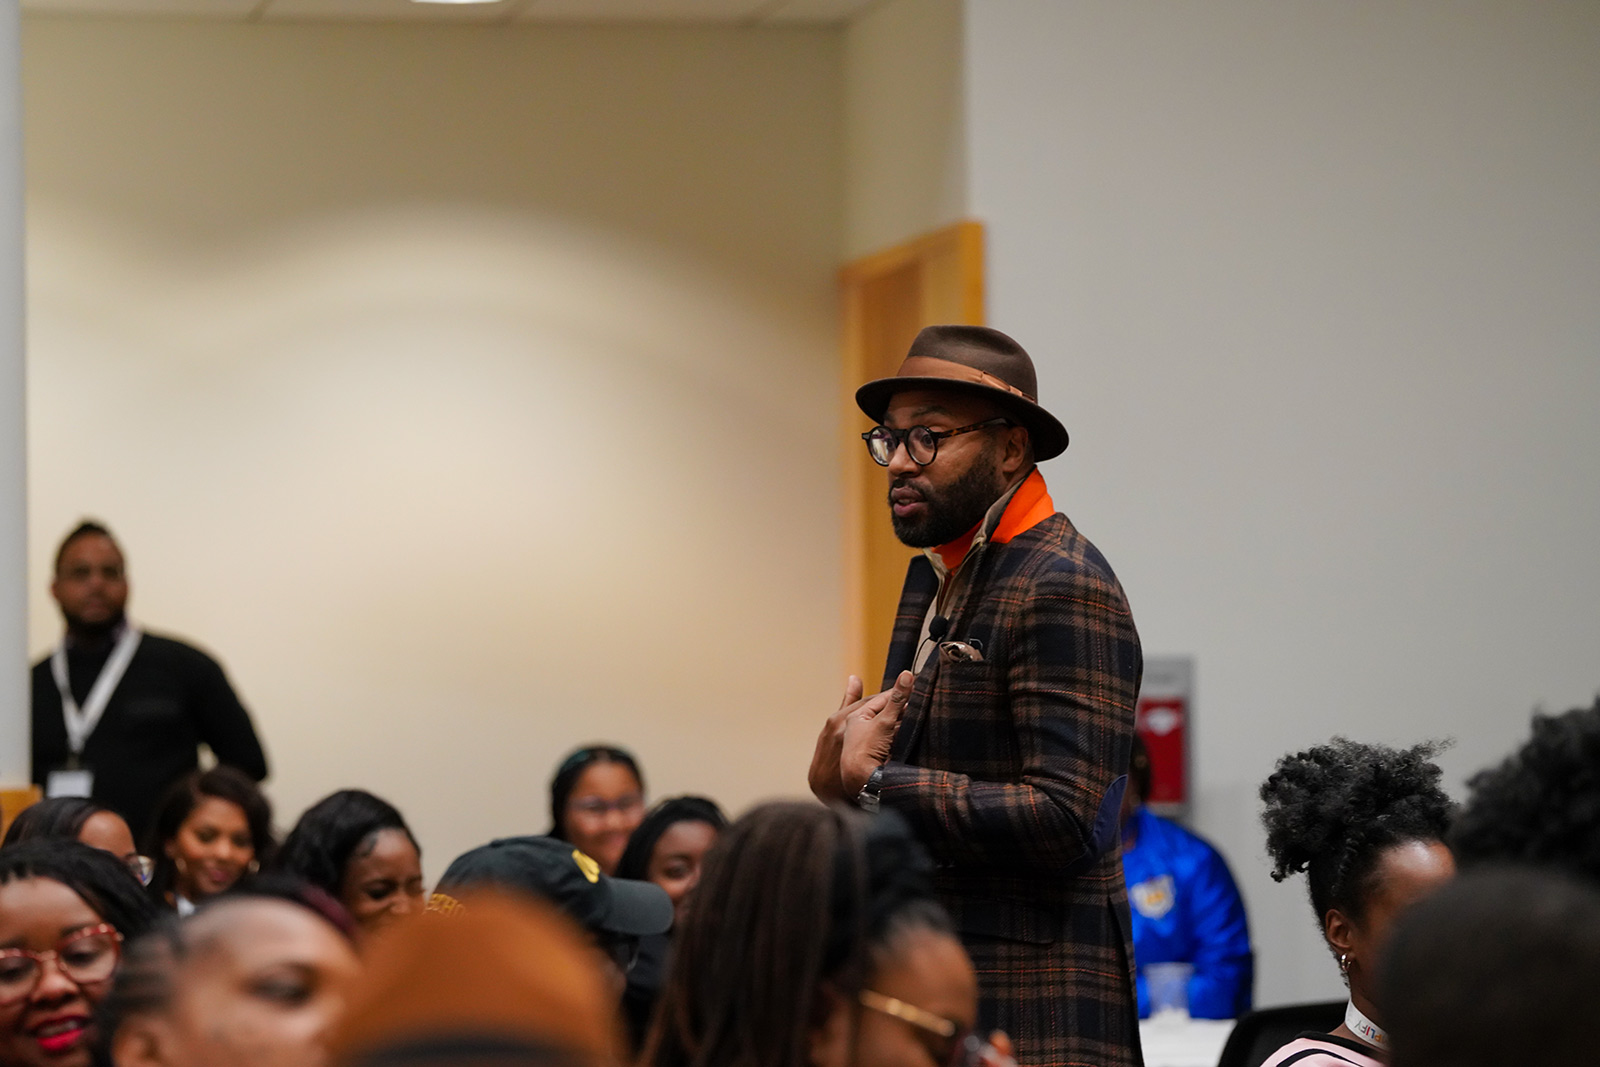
[{"xmin": 1259, "ymin": 1033, "xmax": 1384, "ymax": 1067}]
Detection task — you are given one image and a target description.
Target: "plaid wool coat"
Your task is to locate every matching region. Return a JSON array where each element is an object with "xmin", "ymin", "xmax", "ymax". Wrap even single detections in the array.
[{"xmin": 876, "ymin": 510, "xmax": 1144, "ymax": 1067}]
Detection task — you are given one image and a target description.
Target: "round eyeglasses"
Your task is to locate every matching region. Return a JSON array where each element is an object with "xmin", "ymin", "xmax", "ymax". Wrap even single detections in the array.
[
  {"xmin": 567, "ymin": 794, "xmax": 645, "ymax": 819},
  {"xmin": 0, "ymin": 924, "xmax": 123, "ymax": 1005},
  {"xmin": 862, "ymin": 418, "xmax": 1012, "ymax": 467}
]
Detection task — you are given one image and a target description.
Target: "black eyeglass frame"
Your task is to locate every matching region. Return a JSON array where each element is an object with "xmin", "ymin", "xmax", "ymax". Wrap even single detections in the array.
[{"xmin": 861, "ymin": 418, "xmax": 1013, "ymax": 467}]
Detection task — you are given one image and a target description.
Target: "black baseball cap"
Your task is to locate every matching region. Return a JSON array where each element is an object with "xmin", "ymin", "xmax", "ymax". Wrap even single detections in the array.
[{"xmin": 433, "ymin": 835, "xmax": 672, "ymax": 937}]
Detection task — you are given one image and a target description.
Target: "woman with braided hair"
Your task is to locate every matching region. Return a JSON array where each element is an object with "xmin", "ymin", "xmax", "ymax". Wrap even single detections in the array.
[{"xmin": 1256, "ymin": 738, "xmax": 1455, "ymax": 1066}]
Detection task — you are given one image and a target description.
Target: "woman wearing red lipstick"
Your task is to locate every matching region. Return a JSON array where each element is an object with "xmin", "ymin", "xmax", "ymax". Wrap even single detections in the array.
[
  {"xmin": 145, "ymin": 769, "xmax": 275, "ymax": 915},
  {"xmin": 0, "ymin": 840, "xmax": 158, "ymax": 1067}
]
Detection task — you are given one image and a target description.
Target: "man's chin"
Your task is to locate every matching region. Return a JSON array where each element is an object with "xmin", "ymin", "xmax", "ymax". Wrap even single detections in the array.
[
  {"xmin": 63, "ymin": 611, "xmax": 124, "ymax": 638},
  {"xmin": 890, "ymin": 516, "xmax": 943, "ymax": 549}
]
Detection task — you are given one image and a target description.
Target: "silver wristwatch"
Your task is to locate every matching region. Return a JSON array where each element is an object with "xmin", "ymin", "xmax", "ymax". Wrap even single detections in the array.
[{"xmin": 856, "ymin": 765, "xmax": 885, "ymax": 813}]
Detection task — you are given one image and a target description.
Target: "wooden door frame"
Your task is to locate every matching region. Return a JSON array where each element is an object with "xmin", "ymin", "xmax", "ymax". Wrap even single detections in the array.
[{"xmin": 839, "ymin": 221, "xmax": 985, "ymax": 682}]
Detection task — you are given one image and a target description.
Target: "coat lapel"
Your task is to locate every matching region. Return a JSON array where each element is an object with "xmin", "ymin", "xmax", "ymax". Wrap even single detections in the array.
[
  {"xmin": 881, "ymin": 555, "xmax": 937, "ymax": 688},
  {"xmin": 887, "ymin": 542, "xmax": 1006, "ymax": 763}
]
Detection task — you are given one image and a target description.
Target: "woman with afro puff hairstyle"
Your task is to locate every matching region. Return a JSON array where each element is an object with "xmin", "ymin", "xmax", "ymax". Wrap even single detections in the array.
[{"xmin": 1256, "ymin": 738, "xmax": 1455, "ymax": 1067}]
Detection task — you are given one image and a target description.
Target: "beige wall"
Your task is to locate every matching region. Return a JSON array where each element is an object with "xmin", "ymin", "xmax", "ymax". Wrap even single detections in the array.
[
  {"xmin": 842, "ymin": 0, "xmax": 965, "ymax": 258},
  {"xmin": 23, "ymin": 16, "xmax": 845, "ymax": 869},
  {"xmin": 966, "ymin": 0, "xmax": 1600, "ymax": 1005}
]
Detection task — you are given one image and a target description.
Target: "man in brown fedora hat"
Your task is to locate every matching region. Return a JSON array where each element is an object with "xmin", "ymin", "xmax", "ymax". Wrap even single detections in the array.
[{"xmin": 810, "ymin": 324, "xmax": 1143, "ymax": 1067}]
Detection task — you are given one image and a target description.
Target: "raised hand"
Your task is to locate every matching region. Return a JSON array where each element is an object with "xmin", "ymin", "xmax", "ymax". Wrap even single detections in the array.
[{"xmin": 839, "ymin": 670, "xmax": 915, "ymax": 796}]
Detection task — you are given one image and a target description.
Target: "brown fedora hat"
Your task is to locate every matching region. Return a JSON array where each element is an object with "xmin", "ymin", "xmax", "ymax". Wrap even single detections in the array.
[{"xmin": 855, "ymin": 325, "xmax": 1069, "ymax": 460}]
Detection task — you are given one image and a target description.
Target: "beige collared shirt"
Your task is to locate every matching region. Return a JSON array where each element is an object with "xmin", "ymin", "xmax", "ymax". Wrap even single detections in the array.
[{"xmin": 911, "ymin": 475, "xmax": 1028, "ymax": 674}]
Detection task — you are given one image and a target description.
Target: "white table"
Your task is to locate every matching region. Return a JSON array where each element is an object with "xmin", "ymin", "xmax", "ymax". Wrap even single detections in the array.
[{"xmin": 1138, "ymin": 1013, "xmax": 1236, "ymax": 1067}]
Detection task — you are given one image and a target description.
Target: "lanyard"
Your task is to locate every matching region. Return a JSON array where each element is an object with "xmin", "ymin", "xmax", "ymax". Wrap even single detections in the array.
[
  {"xmin": 50, "ymin": 624, "xmax": 142, "ymax": 757},
  {"xmin": 1345, "ymin": 1000, "xmax": 1388, "ymax": 1051}
]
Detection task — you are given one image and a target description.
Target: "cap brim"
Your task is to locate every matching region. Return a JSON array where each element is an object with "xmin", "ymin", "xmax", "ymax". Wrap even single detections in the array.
[
  {"xmin": 600, "ymin": 878, "xmax": 674, "ymax": 937},
  {"xmin": 855, "ymin": 377, "xmax": 1069, "ymax": 461}
]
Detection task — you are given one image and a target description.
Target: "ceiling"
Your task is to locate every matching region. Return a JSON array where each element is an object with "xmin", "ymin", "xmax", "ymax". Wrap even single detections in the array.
[{"xmin": 21, "ymin": 0, "xmax": 879, "ymax": 24}]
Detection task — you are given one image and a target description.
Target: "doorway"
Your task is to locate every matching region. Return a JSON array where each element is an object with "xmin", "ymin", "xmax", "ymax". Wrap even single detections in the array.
[{"xmin": 838, "ymin": 220, "xmax": 984, "ymax": 681}]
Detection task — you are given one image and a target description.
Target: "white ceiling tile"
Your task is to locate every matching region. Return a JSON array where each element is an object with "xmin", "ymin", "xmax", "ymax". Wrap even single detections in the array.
[
  {"xmin": 759, "ymin": 0, "xmax": 876, "ymax": 24},
  {"xmin": 22, "ymin": 0, "xmax": 259, "ymax": 17},
  {"xmin": 514, "ymin": 0, "xmax": 766, "ymax": 23},
  {"xmin": 260, "ymin": 0, "xmax": 515, "ymax": 22}
]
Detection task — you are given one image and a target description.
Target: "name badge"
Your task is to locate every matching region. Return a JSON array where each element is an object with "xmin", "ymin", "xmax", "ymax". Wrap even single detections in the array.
[{"xmin": 46, "ymin": 768, "xmax": 94, "ymax": 799}]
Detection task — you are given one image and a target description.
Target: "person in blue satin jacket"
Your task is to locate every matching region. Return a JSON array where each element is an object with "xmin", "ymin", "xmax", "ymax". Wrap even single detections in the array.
[{"xmin": 1121, "ymin": 734, "xmax": 1253, "ymax": 1019}]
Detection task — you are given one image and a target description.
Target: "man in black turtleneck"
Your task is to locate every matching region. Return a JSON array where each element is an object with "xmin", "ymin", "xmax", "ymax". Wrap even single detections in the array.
[{"xmin": 30, "ymin": 521, "xmax": 268, "ymax": 839}]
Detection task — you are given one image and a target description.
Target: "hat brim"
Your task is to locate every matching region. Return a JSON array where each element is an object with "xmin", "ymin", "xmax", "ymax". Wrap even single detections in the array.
[
  {"xmin": 600, "ymin": 877, "xmax": 674, "ymax": 937},
  {"xmin": 854, "ymin": 376, "xmax": 1069, "ymax": 461}
]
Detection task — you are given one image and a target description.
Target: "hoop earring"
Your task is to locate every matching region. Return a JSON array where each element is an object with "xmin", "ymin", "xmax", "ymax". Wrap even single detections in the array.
[
  {"xmin": 248, "ymin": 859, "xmax": 260, "ymax": 874},
  {"xmin": 1339, "ymin": 953, "xmax": 1351, "ymax": 976}
]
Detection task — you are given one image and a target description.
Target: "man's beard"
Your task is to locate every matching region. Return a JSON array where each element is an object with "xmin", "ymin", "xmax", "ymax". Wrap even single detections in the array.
[
  {"xmin": 890, "ymin": 452, "xmax": 1009, "ymax": 548},
  {"xmin": 63, "ymin": 608, "xmax": 125, "ymax": 642}
]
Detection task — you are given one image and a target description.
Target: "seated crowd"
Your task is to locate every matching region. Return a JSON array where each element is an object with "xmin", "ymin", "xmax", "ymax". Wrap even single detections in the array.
[{"xmin": 2, "ymin": 699, "xmax": 1599, "ymax": 1067}]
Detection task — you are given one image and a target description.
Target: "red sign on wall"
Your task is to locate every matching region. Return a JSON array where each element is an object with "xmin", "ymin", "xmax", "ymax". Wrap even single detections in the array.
[{"xmin": 1136, "ymin": 657, "xmax": 1192, "ymax": 815}]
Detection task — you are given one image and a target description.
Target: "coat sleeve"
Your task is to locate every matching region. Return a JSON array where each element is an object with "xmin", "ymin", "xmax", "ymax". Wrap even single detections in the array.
[
  {"xmin": 189, "ymin": 651, "xmax": 269, "ymax": 782},
  {"xmin": 876, "ymin": 560, "xmax": 1141, "ymax": 873}
]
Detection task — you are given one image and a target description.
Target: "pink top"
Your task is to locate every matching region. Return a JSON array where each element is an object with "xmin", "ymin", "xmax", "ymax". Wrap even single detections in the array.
[{"xmin": 1258, "ymin": 1034, "xmax": 1385, "ymax": 1067}]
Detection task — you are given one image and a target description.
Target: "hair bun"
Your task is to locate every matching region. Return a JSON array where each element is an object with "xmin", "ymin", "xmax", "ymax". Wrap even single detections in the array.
[{"xmin": 1260, "ymin": 737, "xmax": 1449, "ymax": 883}]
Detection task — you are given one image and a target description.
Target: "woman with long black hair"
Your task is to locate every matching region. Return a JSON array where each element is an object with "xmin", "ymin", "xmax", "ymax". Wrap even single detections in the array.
[{"xmin": 643, "ymin": 801, "xmax": 1011, "ymax": 1067}]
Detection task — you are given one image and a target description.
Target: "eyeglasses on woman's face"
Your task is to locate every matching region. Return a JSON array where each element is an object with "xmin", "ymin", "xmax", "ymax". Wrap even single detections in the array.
[
  {"xmin": 567, "ymin": 794, "xmax": 645, "ymax": 820},
  {"xmin": 0, "ymin": 924, "xmax": 122, "ymax": 1006},
  {"xmin": 861, "ymin": 418, "xmax": 1013, "ymax": 468},
  {"xmin": 857, "ymin": 989, "xmax": 993, "ymax": 1067}
]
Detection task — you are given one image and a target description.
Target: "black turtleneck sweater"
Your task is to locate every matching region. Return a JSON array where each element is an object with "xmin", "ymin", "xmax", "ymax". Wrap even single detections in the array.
[{"xmin": 31, "ymin": 631, "xmax": 268, "ymax": 840}]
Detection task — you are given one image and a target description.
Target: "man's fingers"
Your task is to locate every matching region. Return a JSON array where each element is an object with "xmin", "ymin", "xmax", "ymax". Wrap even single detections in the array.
[
  {"xmin": 851, "ymin": 690, "xmax": 892, "ymax": 721},
  {"xmin": 838, "ymin": 675, "xmax": 864, "ymax": 711},
  {"xmin": 877, "ymin": 670, "xmax": 916, "ymax": 723},
  {"xmin": 855, "ymin": 671, "xmax": 916, "ymax": 723}
]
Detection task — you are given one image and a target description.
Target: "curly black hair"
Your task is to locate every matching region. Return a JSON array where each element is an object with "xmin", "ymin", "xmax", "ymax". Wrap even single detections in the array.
[
  {"xmin": 273, "ymin": 789, "xmax": 418, "ymax": 899},
  {"xmin": 1260, "ymin": 737, "xmax": 1453, "ymax": 926},
  {"xmin": 1449, "ymin": 698, "xmax": 1600, "ymax": 885}
]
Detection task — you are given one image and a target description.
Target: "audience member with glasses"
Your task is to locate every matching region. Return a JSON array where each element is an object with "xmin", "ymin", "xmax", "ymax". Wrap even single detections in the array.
[
  {"xmin": 0, "ymin": 839, "xmax": 159, "ymax": 1067},
  {"xmin": 2, "ymin": 798, "xmax": 156, "ymax": 888},
  {"xmin": 642, "ymin": 802, "xmax": 1014, "ymax": 1067},
  {"xmin": 547, "ymin": 745, "xmax": 647, "ymax": 876}
]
